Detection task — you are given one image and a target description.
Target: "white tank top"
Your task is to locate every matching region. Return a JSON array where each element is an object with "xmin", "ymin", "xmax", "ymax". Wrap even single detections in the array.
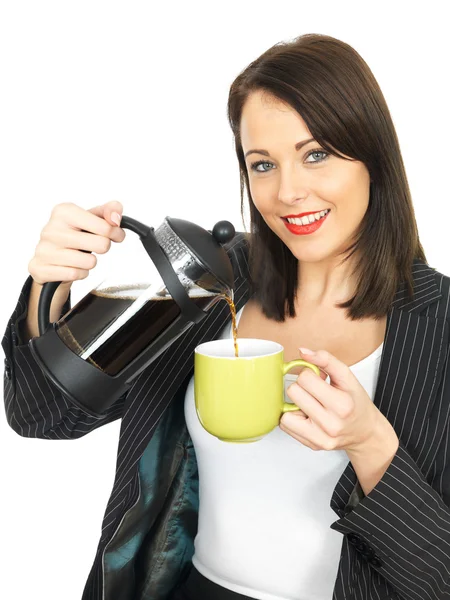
[{"xmin": 184, "ymin": 304, "xmax": 383, "ymax": 600}]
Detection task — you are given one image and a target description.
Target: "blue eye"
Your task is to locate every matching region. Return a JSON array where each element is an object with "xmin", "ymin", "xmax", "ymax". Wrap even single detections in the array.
[
  {"xmin": 250, "ymin": 160, "xmax": 273, "ymax": 173},
  {"xmin": 249, "ymin": 149, "xmax": 329, "ymax": 173},
  {"xmin": 305, "ymin": 150, "xmax": 329, "ymax": 163}
]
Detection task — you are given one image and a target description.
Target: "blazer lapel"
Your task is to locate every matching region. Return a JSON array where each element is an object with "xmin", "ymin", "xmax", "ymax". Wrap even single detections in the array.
[{"xmin": 330, "ymin": 259, "xmax": 449, "ymax": 517}]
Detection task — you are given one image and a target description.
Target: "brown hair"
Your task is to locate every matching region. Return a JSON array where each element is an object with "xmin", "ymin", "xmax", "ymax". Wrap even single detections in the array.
[{"xmin": 227, "ymin": 33, "xmax": 427, "ymax": 322}]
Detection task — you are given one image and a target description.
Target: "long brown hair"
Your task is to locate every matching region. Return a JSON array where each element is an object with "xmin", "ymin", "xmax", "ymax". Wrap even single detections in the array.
[{"xmin": 227, "ymin": 33, "xmax": 427, "ymax": 322}]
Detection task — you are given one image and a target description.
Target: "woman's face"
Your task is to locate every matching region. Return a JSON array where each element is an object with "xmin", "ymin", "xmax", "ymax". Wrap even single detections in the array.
[{"xmin": 240, "ymin": 90, "xmax": 371, "ymax": 265}]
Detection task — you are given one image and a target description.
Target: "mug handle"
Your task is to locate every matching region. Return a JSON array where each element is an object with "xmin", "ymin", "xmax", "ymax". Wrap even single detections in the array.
[{"xmin": 281, "ymin": 360, "xmax": 320, "ymax": 413}]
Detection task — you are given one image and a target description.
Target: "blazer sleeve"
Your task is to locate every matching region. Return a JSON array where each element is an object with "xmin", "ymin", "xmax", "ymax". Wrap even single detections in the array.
[
  {"xmin": 330, "ymin": 433, "xmax": 450, "ymax": 599},
  {"xmin": 2, "ymin": 275, "xmax": 127, "ymax": 439}
]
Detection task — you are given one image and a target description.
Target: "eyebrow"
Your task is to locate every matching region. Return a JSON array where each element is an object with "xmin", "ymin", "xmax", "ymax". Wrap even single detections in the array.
[{"xmin": 244, "ymin": 137, "xmax": 315, "ymax": 159}]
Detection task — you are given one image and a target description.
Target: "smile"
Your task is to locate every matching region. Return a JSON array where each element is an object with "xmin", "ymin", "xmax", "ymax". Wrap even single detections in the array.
[{"xmin": 281, "ymin": 209, "xmax": 330, "ymax": 235}]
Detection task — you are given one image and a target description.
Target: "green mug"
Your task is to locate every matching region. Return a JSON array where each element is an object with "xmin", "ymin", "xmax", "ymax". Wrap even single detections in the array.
[{"xmin": 194, "ymin": 338, "xmax": 320, "ymax": 443}]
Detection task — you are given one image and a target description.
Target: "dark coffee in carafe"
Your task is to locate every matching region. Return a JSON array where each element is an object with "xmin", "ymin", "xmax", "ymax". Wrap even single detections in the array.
[{"xmin": 55, "ymin": 285, "xmax": 220, "ymax": 376}]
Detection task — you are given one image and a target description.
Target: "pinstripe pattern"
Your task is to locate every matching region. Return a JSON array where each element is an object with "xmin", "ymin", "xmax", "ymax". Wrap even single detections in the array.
[{"xmin": 3, "ymin": 237, "xmax": 450, "ymax": 600}]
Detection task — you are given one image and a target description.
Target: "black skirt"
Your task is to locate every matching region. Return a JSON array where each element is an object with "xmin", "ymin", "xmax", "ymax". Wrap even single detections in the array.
[{"xmin": 170, "ymin": 565, "xmax": 257, "ymax": 600}]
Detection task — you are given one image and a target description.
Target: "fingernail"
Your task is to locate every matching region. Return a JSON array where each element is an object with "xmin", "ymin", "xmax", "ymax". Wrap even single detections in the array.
[
  {"xmin": 111, "ymin": 212, "xmax": 121, "ymax": 226},
  {"xmin": 299, "ymin": 347, "xmax": 315, "ymax": 355}
]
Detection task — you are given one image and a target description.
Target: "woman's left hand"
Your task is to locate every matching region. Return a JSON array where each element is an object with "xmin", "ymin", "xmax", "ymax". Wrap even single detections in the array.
[{"xmin": 280, "ymin": 348, "xmax": 388, "ymax": 454}]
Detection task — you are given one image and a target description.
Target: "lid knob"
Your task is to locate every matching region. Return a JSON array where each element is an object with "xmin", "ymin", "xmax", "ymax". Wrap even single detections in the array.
[{"xmin": 212, "ymin": 221, "xmax": 235, "ymax": 245}]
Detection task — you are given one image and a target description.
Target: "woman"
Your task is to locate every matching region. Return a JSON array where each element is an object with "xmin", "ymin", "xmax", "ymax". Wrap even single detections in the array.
[{"xmin": 3, "ymin": 33, "xmax": 450, "ymax": 600}]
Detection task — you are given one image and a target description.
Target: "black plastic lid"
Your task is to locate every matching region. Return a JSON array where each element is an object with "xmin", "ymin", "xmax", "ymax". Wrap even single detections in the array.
[{"xmin": 166, "ymin": 217, "xmax": 235, "ymax": 290}]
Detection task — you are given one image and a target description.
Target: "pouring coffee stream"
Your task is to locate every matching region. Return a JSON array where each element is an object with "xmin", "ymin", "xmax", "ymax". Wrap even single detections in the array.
[
  {"xmin": 222, "ymin": 294, "xmax": 239, "ymax": 358},
  {"xmin": 29, "ymin": 214, "xmax": 239, "ymax": 416}
]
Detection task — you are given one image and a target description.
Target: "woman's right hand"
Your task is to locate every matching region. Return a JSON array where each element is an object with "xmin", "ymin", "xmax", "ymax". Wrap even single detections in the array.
[{"xmin": 28, "ymin": 201, "xmax": 126, "ymax": 290}]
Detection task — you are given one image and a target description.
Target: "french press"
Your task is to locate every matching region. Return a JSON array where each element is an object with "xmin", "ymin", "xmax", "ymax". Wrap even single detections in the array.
[{"xmin": 29, "ymin": 215, "xmax": 235, "ymax": 416}]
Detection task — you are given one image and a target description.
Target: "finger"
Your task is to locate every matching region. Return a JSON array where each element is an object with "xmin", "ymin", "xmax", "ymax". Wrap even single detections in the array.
[
  {"xmin": 88, "ymin": 200, "xmax": 123, "ymax": 220},
  {"xmin": 280, "ymin": 411, "xmax": 331, "ymax": 449},
  {"xmin": 88, "ymin": 201, "xmax": 126, "ymax": 243},
  {"xmin": 286, "ymin": 378, "xmax": 333, "ymax": 430},
  {"xmin": 44, "ymin": 229, "xmax": 113, "ymax": 254},
  {"xmin": 89, "ymin": 201, "xmax": 123, "ymax": 226},
  {"xmin": 37, "ymin": 244, "xmax": 97, "ymax": 270},
  {"xmin": 53, "ymin": 202, "xmax": 119, "ymax": 243},
  {"xmin": 293, "ymin": 364, "xmax": 347, "ymax": 413},
  {"xmin": 31, "ymin": 262, "xmax": 90, "ymax": 283},
  {"xmin": 298, "ymin": 348, "xmax": 353, "ymax": 391},
  {"xmin": 279, "ymin": 418, "xmax": 319, "ymax": 450},
  {"xmin": 318, "ymin": 368, "xmax": 328, "ymax": 381},
  {"xmin": 285, "ymin": 406, "xmax": 308, "ymax": 418},
  {"xmin": 295, "ymin": 365, "xmax": 328, "ymax": 381}
]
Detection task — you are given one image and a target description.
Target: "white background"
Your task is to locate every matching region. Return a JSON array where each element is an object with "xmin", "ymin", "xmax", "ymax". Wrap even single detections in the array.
[{"xmin": 1, "ymin": 1, "xmax": 449, "ymax": 598}]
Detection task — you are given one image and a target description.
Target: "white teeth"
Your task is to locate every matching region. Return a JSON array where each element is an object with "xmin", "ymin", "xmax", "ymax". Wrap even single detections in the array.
[{"xmin": 286, "ymin": 209, "xmax": 329, "ymax": 225}]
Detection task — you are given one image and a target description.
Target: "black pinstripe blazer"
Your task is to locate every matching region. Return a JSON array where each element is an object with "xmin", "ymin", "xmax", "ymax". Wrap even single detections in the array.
[{"xmin": 3, "ymin": 232, "xmax": 450, "ymax": 600}]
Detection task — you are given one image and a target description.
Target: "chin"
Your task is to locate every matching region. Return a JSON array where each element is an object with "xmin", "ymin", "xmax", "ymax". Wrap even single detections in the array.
[{"xmin": 290, "ymin": 247, "xmax": 334, "ymax": 264}]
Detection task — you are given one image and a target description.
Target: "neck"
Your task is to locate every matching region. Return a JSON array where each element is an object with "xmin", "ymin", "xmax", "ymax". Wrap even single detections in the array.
[{"xmin": 296, "ymin": 255, "xmax": 358, "ymax": 309}]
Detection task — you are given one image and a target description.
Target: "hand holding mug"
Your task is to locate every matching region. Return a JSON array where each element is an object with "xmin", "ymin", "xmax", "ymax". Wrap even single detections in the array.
[{"xmin": 281, "ymin": 348, "xmax": 396, "ymax": 455}]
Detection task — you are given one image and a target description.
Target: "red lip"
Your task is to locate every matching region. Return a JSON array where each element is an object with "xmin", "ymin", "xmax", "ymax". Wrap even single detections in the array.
[
  {"xmin": 282, "ymin": 210, "xmax": 327, "ymax": 218},
  {"xmin": 282, "ymin": 210, "xmax": 330, "ymax": 235}
]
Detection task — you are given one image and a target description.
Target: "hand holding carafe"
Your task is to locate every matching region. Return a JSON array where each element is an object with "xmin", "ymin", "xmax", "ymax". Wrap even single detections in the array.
[{"xmin": 23, "ymin": 201, "xmax": 126, "ymax": 342}]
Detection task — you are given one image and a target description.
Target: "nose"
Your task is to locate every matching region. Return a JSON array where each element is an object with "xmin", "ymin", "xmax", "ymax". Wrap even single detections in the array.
[{"xmin": 277, "ymin": 163, "xmax": 308, "ymax": 206}]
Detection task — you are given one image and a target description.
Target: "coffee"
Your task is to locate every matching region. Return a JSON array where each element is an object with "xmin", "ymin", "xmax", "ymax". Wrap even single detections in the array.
[
  {"xmin": 221, "ymin": 293, "xmax": 239, "ymax": 357},
  {"xmin": 56, "ymin": 285, "xmax": 219, "ymax": 376}
]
